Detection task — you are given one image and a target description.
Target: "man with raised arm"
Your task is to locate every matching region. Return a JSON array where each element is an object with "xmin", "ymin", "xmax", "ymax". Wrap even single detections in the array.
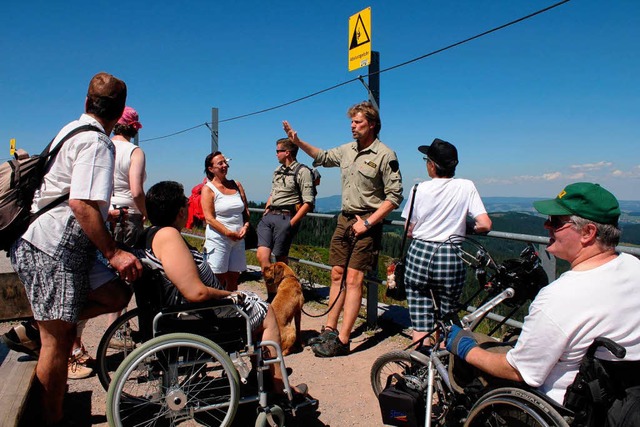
[
  {"xmin": 283, "ymin": 101, "xmax": 403, "ymax": 357},
  {"xmin": 447, "ymin": 182, "xmax": 640, "ymax": 404}
]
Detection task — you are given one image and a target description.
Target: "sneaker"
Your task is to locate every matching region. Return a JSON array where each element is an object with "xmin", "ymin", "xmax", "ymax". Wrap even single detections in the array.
[
  {"xmin": 312, "ymin": 335, "xmax": 350, "ymax": 358},
  {"xmin": 1, "ymin": 320, "xmax": 41, "ymax": 358},
  {"xmin": 307, "ymin": 326, "xmax": 338, "ymax": 346},
  {"xmin": 68, "ymin": 348, "xmax": 94, "ymax": 380}
]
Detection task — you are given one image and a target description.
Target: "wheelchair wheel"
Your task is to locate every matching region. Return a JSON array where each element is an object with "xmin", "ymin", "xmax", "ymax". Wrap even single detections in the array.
[
  {"xmin": 465, "ymin": 387, "xmax": 569, "ymax": 427},
  {"xmin": 96, "ymin": 308, "xmax": 142, "ymax": 390},
  {"xmin": 255, "ymin": 406, "xmax": 285, "ymax": 427},
  {"xmin": 371, "ymin": 350, "xmax": 427, "ymax": 396},
  {"xmin": 107, "ymin": 332, "xmax": 240, "ymax": 427}
]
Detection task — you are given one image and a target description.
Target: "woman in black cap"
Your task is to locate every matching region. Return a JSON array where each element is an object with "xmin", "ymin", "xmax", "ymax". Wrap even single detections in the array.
[{"xmin": 401, "ymin": 138, "xmax": 492, "ymax": 345}]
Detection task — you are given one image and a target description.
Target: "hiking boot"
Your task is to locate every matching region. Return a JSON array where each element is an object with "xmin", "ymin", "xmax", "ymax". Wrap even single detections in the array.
[
  {"xmin": 307, "ymin": 326, "xmax": 338, "ymax": 346},
  {"xmin": 68, "ymin": 348, "xmax": 94, "ymax": 379},
  {"xmin": 1, "ymin": 320, "xmax": 41, "ymax": 358},
  {"xmin": 312, "ymin": 335, "xmax": 350, "ymax": 358}
]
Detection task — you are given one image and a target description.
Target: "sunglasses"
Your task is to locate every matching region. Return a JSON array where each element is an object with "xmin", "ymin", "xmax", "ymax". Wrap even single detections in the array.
[
  {"xmin": 276, "ymin": 149, "xmax": 287, "ymax": 153},
  {"xmin": 546, "ymin": 216, "xmax": 575, "ymax": 231}
]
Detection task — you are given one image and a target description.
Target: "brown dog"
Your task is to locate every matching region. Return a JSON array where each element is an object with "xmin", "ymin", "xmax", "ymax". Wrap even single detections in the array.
[{"xmin": 263, "ymin": 262, "xmax": 304, "ymax": 356}]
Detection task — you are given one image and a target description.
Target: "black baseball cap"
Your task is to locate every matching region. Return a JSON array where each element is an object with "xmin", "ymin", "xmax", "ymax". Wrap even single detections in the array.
[{"xmin": 418, "ymin": 138, "xmax": 459, "ymax": 168}]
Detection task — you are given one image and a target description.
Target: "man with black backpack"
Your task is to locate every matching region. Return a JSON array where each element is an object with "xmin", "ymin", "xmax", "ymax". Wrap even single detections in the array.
[
  {"xmin": 3, "ymin": 72, "xmax": 141, "ymax": 426},
  {"xmin": 256, "ymin": 137, "xmax": 315, "ymax": 294}
]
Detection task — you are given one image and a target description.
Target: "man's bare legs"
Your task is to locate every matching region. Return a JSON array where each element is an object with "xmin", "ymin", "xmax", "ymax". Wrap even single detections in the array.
[
  {"xmin": 257, "ymin": 246, "xmax": 272, "ymax": 271},
  {"xmin": 215, "ymin": 271, "xmax": 240, "ymax": 292},
  {"xmin": 36, "ymin": 319, "xmax": 76, "ymax": 425},
  {"xmin": 79, "ymin": 279, "xmax": 132, "ymax": 321},
  {"xmin": 325, "ymin": 266, "xmax": 364, "ymax": 345}
]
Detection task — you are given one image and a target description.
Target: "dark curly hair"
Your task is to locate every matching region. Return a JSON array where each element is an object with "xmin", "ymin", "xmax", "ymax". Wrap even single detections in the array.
[{"xmin": 145, "ymin": 181, "xmax": 188, "ymax": 227}]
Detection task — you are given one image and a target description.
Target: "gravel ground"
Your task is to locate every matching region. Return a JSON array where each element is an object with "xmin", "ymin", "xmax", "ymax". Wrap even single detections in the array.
[{"xmin": 3, "ymin": 276, "xmax": 412, "ymax": 427}]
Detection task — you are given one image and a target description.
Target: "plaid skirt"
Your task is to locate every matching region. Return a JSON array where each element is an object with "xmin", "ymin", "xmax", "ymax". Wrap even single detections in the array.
[{"xmin": 405, "ymin": 240, "xmax": 466, "ymax": 332}]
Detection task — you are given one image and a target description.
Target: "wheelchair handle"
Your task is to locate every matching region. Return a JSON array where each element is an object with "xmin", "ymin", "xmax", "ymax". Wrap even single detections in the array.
[{"xmin": 587, "ymin": 336, "xmax": 626, "ymax": 359}]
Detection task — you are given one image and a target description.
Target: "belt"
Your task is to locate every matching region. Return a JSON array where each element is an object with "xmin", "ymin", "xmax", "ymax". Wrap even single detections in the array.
[
  {"xmin": 341, "ymin": 210, "xmax": 373, "ymax": 219},
  {"xmin": 268, "ymin": 209, "xmax": 292, "ymax": 216}
]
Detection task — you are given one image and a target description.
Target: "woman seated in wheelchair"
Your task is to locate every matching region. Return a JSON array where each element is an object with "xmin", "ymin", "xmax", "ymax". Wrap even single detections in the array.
[{"xmin": 139, "ymin": 180, "xmax": 308, "ymax": 398}]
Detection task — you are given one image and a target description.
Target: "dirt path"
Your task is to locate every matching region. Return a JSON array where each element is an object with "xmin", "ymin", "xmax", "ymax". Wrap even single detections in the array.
[{"xmin": 7, "ymin": 276, "xmax": 413, "ymax": 426}]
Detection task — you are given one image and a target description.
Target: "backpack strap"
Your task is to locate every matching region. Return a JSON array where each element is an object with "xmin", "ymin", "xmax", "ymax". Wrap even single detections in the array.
[{"xmin": 29, "ymin": 124, "xmax": 106, "ymax": 224}]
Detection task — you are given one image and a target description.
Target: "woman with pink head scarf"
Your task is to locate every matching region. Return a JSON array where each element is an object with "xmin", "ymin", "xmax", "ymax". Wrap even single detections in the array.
[{"xmin": 110, "ymin": 106, "xmax": 147, "ymax": 245}]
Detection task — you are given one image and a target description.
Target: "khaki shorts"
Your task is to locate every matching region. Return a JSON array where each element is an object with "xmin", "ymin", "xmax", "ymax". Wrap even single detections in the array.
[{"xmin": 328, "ymin": 212, "xmax": 382, "ymax": 271}]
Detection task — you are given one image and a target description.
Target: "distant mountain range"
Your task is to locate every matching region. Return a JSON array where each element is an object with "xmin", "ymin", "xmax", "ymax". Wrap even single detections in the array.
[{"xmin": 314, "ymin": 195, "xmax": 640, "ymax": 224}]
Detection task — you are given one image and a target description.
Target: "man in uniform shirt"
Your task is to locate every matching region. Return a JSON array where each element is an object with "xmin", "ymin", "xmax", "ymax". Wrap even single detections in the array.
[
  {"xmin": 257, "ymin": 137, "xmax": 315, "ymax": 281},
  {"xmin": 283, "ymin": 101, "xmax": 403, "ymax": 357}
]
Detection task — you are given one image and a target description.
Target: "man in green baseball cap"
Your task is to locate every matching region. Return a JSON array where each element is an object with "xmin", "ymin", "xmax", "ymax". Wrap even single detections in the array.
[
  {"xmin": 446, "ymin": 182, "xmax": 640, "ymax": 407},
  {"xmin": 533, "ymin": 182, "xmax": 621, "ymax": 226}
]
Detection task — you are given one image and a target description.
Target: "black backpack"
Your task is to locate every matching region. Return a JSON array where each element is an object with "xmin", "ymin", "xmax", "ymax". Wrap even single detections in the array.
[
  {"xmin": 564, "ymin": 337, "xmax": 640, "ymax": 427},
  {"xmin": 0, "ymin": 125, "xmax": 103, "ymax": 252}
]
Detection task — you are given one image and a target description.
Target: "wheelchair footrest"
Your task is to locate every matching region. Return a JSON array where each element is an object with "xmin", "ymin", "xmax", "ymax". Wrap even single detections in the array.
[{"xmin": 287, "ymin": 396, "xmax": 319, "ymax": 416}]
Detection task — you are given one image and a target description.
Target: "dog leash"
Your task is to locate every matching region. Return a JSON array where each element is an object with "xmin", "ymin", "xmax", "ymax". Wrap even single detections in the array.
[{"xmin": 302, "ymin": 225, "xmax": 357, "ymax": 318}]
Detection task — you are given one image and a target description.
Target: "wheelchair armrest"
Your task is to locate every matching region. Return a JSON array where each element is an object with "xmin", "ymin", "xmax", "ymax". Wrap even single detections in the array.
[{"xmin": 159, "ymin": 298, "xmax": 237, "ymax": 315}]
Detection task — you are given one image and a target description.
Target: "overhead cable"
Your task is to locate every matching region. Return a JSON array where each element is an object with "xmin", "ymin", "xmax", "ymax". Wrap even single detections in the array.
[{"xmin": 140, "ymin": 0, "xmax": 570, "ymax": 143}]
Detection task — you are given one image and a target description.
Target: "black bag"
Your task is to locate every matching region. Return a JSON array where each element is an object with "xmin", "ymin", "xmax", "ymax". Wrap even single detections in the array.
[
  {"xmin": 606, "ymin": 386, "xmax": 640, "ymax": 427},
  {"xmin": 0, "ymin": 125, "xmax": 103, "ymax": 252},
  {"xmin": 244, "ymin": 223, "xmax": 258, "ymax": 250},
  {"xmin": 564, "ymin": 337, "xmax": 640, "ymax": 427},
  {"xmin": 385, "ymin": 184, "xmax": 417, "ymax": 302},
  {"xmin": 378, "ymin": 374, "xmax": 425, "ymax": 427}
]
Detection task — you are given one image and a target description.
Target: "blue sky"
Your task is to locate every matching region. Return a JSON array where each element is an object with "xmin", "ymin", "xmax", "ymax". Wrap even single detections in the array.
[{"xmin": 2, "ymin": 0, "xmax": 638, "ymax": 203}]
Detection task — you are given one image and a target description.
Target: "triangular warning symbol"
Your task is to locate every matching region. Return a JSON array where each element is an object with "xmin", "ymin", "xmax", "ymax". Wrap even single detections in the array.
[{"xmin": 349, "ymin": 14, "xmax": 370, "ymax": 50}]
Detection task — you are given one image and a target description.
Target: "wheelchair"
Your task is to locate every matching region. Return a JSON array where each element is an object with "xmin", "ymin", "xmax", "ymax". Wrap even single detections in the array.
[
  {"xmin": 105, "ymin": 265, "xmax": 317, "ymax": 427},
  {"xmin": 372, "ymin": 240, "xmax": 639, "ymax": 427}
]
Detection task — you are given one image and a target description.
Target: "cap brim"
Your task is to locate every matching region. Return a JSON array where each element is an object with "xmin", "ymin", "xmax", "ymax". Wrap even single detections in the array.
[
  {"xmin": 533, "ymin": 199, "xmax": 573, "ymax": 216},
  {"xmin": 418, "ymin": 145, "xmax": 430, "ymax": 155}
]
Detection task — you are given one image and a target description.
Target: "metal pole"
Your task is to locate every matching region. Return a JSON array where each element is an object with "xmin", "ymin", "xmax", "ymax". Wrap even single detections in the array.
[
  {"xmin": 211, "ymin": 107, "xmax": 219, "ymax": 153},
  {"xmin": 368, "ymin": 51, "xmax": 380, "ymax": 109}
]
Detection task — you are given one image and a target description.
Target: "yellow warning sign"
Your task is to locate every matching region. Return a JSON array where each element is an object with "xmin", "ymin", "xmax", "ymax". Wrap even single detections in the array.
[
  {"xmin": 348, "ymin": 7, "xmax": 371, "ymax": 72},
  {"xmin": 10, "ymin": 138, "xmax": 15, "ymax": 156}
]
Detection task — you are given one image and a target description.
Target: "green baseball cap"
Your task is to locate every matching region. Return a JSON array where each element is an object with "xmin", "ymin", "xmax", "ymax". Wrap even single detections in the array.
[{"xmin": 533, "ymin": 182, "xmax": 620, "ymax": 225}]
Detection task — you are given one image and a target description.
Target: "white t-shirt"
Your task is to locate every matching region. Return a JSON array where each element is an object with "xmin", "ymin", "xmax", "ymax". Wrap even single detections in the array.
[
  {"xmin": 110, "ymin": 138, "xmax": 145, "ymax": 214},
  {"xmin": 506, "ymin": 253, "xmax": 640, "ymax": 404},
  {"xmin": 401, "ymin": 178, "xmax": 487, "ymax": 242},
  {"xmin": 22, "ymin": 114, "xmax": 115, "ymax": 256}
]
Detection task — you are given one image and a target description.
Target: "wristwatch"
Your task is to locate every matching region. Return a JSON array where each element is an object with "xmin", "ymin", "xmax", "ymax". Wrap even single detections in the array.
[{"xmin": 363, "ymin": 219, "xmax": 372, "ymax": 229}]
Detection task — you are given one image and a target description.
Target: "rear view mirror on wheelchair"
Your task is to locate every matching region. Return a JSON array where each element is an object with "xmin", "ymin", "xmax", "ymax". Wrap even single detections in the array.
[{"xmin": 372, "ymin": 237, "xmax": 637, "ymax": 427}]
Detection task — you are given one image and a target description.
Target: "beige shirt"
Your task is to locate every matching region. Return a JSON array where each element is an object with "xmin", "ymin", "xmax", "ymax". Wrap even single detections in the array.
[
  {"xmin": 314, "ymin": 138, "xmax": 403, "ymax": 212},
  {"xmin": 269, "ymin": 161, "xmax": 315, "ymax": 207}
]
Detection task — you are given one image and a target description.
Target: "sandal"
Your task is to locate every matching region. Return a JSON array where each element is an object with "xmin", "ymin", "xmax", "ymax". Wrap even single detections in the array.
[{"xmin": 1, "ymin": 320, "xmax": 41, "ymax": 358}]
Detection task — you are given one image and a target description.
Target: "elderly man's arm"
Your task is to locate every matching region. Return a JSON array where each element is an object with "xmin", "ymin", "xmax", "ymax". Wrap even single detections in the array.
[{"xmin": 465, "ymin": 348, "xmax": 524, "ymax": 382}]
